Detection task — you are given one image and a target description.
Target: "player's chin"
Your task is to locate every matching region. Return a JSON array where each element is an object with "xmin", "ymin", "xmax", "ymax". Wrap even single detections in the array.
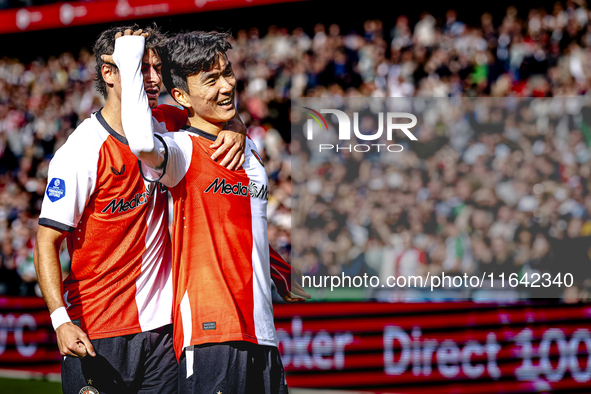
[
  {"xmin": 216, "ymin": 105, "xmax": 236, "ymax": 121},
  {"xmin": 148, "ymin": 97, "xmax": 159, "ymax": 109}
]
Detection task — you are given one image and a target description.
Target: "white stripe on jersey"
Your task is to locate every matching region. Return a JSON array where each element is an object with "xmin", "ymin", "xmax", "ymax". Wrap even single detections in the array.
[
  {"xmin": 135, "ymin": 182, "xmax": 173, "ymax": 332},
  {"xmin": 180, "ymin": 290, "xmax": 193, "ymax": 349},
  {"xmin": 244, "ymin": 139, "xmax": 277, "ymax": 347}
]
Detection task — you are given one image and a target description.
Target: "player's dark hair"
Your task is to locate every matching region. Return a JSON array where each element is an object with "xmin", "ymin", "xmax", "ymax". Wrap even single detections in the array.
[
  {"xmin": 161, "ymin": 31, "xmax": 232, "ymax": 95},
  {"xmin": 93, "ymin": 22, "xmax": 167, "ymax": 99}
]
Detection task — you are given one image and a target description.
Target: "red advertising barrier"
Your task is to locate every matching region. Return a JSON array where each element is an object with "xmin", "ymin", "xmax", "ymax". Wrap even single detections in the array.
[
  {"xmin": 3, "ymin": 297, "xmax": 591, "ymax": 393},
  {"xmin": 0, "ymin": 297, "xmax": 60, "ymax": 368},
  {"xmin": 0, "ymin": 0, "xmax": 304, "ymax": 35},
  {"xmin": 273, "ymin": 301, "xmax": 591, "ymax": 393}
]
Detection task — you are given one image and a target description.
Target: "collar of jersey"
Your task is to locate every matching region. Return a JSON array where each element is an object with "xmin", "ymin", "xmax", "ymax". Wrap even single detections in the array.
[
  {"xmin": 180, "ymin": 124, "xmax": 217, "ymax": 142},
  {"xmin": 96, "ymin": 109, "xmax": 128, "ymax": 145}
]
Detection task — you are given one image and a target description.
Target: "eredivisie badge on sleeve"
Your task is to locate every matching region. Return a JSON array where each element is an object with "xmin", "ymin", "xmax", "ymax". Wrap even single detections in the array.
[{"xmin": 46, "ymin": 178, "xmax": 66, "ymax": 202}]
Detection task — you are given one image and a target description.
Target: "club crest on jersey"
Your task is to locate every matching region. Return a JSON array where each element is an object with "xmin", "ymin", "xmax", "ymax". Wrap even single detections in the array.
[
  {"xmin": 110, "ymin": 164, "xmax": 126, "ymax": 180},
  {"xmin": 47, "ymin": 178, "xmax": 66, "ymax": 202},
  {"xmin": 78, "ymin": 386, "xmax": 99, "ymax": 394},
  {"xmin": 251, "ymin": 149, "xmax": 264, "ymax": 167}
]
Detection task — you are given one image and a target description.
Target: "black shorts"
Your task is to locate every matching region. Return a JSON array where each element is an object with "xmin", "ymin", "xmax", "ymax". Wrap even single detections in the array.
[
  {"xmin": 178, "ymin": 341, "xmax": 287, "ymax": 394},
  {"xmin": 61, "ymin": 323, "xmax": 177, "ymax": 394}
]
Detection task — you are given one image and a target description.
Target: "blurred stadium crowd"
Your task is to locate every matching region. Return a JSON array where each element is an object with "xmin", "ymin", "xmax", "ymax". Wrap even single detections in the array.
[
  {"xmin": 1, "ymin": 0, "xmax": 84, "ymax": 9},
  {"xmin": 0, "ymin": 0, "xmax": 109, "ymax": 9},
  {"xmin": 2, "ymin": 2, "xmax": 591, "ymax": 299},
  {"xmin": 292, "ymin": 97, "xmax": 591, "ymax": 300}
]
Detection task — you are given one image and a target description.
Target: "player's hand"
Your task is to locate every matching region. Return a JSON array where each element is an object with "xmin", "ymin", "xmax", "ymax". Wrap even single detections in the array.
[
  {"xmin": 211, "ymin": 114, "xmax": 247, "ymax": 170},
  {"xmin": 211, "ymin": 131, "xmax": 246, "ymax": 170},
  {"xmin": 282, "ymin": 286, "xmax": 312, "ymax": 303},
  {"xmin": 283, "ymin": 267, "xmax": 311, "ymax": 302},
  {"xmin": 101, "ymin": 29, "xmax": 149, "ymax": 65},
  {"xmin": 56, "ymin": 322, "xmax": 96, "ymax": 358}
]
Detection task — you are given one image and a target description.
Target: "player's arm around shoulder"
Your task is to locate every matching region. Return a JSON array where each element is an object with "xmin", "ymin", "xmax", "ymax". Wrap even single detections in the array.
[
  {"xmin": 153, "ymin": 103, "xmax": 245, "ymax": 170},
  {"xmin": 210, "ymin": 112, "xmax": 247, "ymax": 170}
]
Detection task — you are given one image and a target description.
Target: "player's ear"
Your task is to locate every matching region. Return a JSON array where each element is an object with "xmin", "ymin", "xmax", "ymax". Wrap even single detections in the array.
[
  {"xmin": 171, "ymin": 87, "xmax": 191, "ymax": 109},
  {"xmin": 102, "ymin": 63, "xmax": 118, "ymax": 87}
]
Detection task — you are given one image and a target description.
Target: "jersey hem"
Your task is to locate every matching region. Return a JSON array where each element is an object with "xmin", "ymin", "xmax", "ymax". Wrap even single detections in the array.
[
  {"xmin": 87, "ymin": 327, "xmax": 143, "ymax": 340},
  {"xmin": 72, "ymin": 317, "xmax": 172, "ymax": 340},
  {"xmin": 253, "ymin": 338, "xmax": 277, "ymax": 347},
  {"xmin": 139, "ymin": 319, "xmax": 173, "ymax": 333},
  {"xmin": 38, "ymin": 218, "xmax": 75, "ymax": 233},
  {"xmin": 86, "ymin": 320, "xmax": 171, "ymax": 340},
  {"xmin": 187, "ymin": 334, "xmax": 277, "ymax": 348}
]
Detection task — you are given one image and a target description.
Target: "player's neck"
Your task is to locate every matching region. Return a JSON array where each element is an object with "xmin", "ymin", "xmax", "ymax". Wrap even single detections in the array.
[
  {"xmin": 187, "ymin": 116, "xmax": 223, "ymax": 136},
  {"xmin": 102, "ymin": 98, "xmax": 126, "ymax": 138}
]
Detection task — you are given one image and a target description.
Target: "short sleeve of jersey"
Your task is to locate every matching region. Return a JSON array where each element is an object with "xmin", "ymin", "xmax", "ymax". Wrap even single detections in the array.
[
  {"xmin": 141, "ymin": 132, "xmax": 193, "ymax": 188},
  {"xmin": 152, "ymin": 104, "xmax": 188, "ymax": 132},
  {"xmin": 39, "ymin": 130, "xmax": 98, "ymax": 233}
]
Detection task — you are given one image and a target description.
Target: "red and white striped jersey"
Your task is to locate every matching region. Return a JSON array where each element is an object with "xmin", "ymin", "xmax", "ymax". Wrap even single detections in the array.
[
  {"xmin": 154, "ymin": 128, "xmax": 277, "ymax": 358},
  {"xmin": 38, "ymin": 109, "xmax": 176, "ymax": 339},
  {"xmin": 151, "ymin": 107, "xmax": 295, "ymax": 301}
]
